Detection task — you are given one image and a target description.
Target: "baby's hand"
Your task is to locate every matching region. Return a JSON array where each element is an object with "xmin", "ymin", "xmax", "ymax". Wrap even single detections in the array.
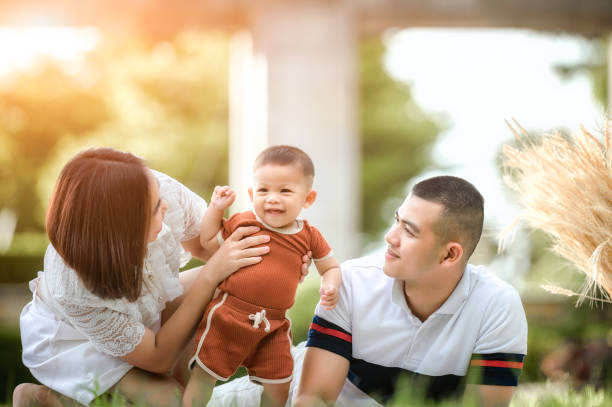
[
  {"xmin": 319, "ymin": 284, "xmax": 338, "ymax": 310},
  {"xmin": 210, "ymin": 186, "xmax": 236, "ymax": 211}
]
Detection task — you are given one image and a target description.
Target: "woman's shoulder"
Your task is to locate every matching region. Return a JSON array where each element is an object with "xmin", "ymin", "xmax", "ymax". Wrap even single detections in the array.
[
  {"xmin": 43, "ymin": 245, "xmax": 83, "ymax": 296},
  {"xmin": 150, "ymin": 169, "xmax": 189, "ymax": 197},
  {"xmin": 43, "ymin": 245, "xmax": 136, "ymax": 313}
]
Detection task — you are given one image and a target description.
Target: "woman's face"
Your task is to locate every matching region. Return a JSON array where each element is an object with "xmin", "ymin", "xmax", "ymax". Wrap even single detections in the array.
[{"xmin": 147, "ymin": 170, "xmax": 168, "ymax": 243}]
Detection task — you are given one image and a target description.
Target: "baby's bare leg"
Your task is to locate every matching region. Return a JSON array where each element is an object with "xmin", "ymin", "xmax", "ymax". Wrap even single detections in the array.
[
  {"xmin": 113, "ymin": 367, "xmax": 183, "ymax": 407},
  {"xmin": 261, "ymin": 381, "xmax": 290, "ymax": 407},
  {"xmin": 172, "ymin": 335, "xmax": 198, "ymax": 387},
  {"xmin": 183, "ymin": 366, "xmax": 217, "ymax": 407}
]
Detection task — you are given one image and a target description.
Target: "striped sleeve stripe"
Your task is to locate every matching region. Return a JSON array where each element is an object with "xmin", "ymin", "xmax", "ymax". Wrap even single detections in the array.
[
  {"xmin": 310, "ymin": 323, "xmax": 352, "ymax": 343},
  {"xmin": 306, "ymin": 316, "xmax": 352, "ymax": 360},
  {"xmin": 467, "ymin": 353, "xmax": 525, "ymax": 387},
  {"xmin": 471, "ymin": 353, "xmax": 525, "ymax": 362},
  {"xmin": 470, "ymin": 360, "xmax": 523, "ymax": 369}
]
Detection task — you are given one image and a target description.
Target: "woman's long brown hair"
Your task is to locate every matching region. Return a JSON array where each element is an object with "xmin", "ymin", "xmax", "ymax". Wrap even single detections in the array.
[{"xmin": 46, "ymin": 148, "xmax": 151, "ymax": 301}]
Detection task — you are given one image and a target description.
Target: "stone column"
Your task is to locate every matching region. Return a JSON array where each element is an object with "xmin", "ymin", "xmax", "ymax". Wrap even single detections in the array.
[
  {"xmin": 249, "ymin": 1, "xmax": 360, "ymax": 260},
  {"xmin": 228, "ymin": 31, "xmax": 269, "ymax": 213}
]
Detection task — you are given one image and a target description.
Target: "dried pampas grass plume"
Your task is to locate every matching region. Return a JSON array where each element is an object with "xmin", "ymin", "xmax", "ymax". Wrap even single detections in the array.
[{"xmin": 501, "ymin": 118, "xmax": 612, "ymax": 305}]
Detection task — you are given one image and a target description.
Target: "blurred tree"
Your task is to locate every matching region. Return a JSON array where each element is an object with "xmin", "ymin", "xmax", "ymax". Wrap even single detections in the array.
[
  {"xmin": 2, "ymin": 31, "xmax": 444, "ymax": 247},
  {"xmin": 554, "ymin": 35, "xmax": 608, "ymax": 107},
  {"xmin": 0, "ymin": 63, "xmax": 109, "ymax": 231},
  {"xmin": 500, "ymin": 32, "xmax": 610, "ymax": 297},
  {"xmin": 360, "ymin": 38, "xmax": 444, "ymax": 248},
  {"xmin": 103, "ymin": 30, "xmax": 230, "ymax": 191},
  {"xmin": 0, "ymin": 30, "xmax": 230, "ymax": 233}
]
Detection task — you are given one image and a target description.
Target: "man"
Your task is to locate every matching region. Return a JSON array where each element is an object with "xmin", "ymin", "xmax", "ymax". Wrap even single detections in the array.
[{"xmin": 210, "ymin": 176, "xmax": 527, "ymax": 407}]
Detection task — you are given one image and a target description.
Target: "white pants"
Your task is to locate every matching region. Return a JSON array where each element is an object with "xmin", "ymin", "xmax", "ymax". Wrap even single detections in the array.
[{"xmin": 208, "ymin": 342, "xmax": 379, "ymax": 407}]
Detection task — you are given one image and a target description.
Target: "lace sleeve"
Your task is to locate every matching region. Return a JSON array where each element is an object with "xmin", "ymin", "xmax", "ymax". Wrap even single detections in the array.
[
  {"xmin": 154, "ymin": 170, "xmax": 207, "ymax": 241},
  {"xmin": 59, "ymin": 300, "xmax": 146, "ymax": 357},
  {"xmin": 175, "ymin": 181, "xmax": 207, "ymax": 240}
]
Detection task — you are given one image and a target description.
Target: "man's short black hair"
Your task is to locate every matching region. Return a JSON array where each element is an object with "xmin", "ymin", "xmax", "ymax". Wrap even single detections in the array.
[{"xmin": 412, "ymin": 176, "xmax": 484, "ymax": 260}]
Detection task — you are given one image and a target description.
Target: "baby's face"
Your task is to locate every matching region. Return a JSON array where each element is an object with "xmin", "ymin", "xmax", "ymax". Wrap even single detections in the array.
[{"xmin": 249, "ymin": 164, "xmax": 314, "ymax": 229}]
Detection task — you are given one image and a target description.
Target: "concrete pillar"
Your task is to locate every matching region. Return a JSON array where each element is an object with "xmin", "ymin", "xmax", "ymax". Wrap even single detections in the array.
[
  {"xmin": 229, "ymin": 1, "xmax": 360, "ymax": 261},
  {"xmin": 228, "ymin": 31, "xmax": 269, "ymax": 213}
]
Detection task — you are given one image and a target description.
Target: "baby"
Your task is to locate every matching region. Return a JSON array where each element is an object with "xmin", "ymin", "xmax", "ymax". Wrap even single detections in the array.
[{"xmin": 184, "ymin": 145, "xmax": 341, "ymax": 407}]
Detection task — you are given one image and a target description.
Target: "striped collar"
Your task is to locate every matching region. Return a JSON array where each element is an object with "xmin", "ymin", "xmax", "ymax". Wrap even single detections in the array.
[{"xmin": 390, "ymin": 265, "xmax": 471, "ymax": 316}]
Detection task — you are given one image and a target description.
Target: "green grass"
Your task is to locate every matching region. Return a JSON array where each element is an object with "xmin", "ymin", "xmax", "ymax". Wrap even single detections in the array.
[
  {"xmin": 510, "ymin": 384, "xmax": 612, "ymax": 407},
  {"xmin": 383, "ymin": 383, "xmax": 612, "ymax": 406},
  {"xmin": 5, "ymin": 270, "xmax": 610, "ymax": 406},
  {"xmin": 4, "ymin": 383, "xmax": 609, "ymax": 406}
]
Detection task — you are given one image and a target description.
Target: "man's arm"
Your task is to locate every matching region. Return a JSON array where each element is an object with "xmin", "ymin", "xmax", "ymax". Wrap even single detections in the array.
[
  {"xmin": 464, "ymin": 287, "xmax": 527, "ymax": 407},
  {"xmin": 293, "ymin": 347, "xmax": 349, "ymax": 407},
  {"xmin": 464, "ymin": 384, "xmax": 516, "ymax": 407}
]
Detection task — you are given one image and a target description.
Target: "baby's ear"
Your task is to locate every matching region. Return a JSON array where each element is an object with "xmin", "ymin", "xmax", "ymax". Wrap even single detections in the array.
[
  {"xmin": 248, "ymin": 188, "xmax": 254, "ymax": 202},
  {"xmin": 303, "ymin": 189, "xmax": 317, "ymax": 208}
]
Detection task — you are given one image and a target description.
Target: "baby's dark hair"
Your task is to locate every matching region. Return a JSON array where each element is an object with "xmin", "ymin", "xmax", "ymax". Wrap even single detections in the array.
[{"xmin": 253, "ymin": 145, "xmax": 314, "ymax": 179}]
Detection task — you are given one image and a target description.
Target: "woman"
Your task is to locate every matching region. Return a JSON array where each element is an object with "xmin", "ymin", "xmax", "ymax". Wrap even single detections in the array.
[{"xmin": 13, "ymin": 148, "xmax": 308, "ymax": 406}]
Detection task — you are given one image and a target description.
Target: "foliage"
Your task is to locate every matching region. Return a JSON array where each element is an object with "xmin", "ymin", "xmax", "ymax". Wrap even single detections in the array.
[
  {"xmin": 387, "ymin": 384, "xmax": 612, "ymax": 406},
  {"xmin": 3, "ymin": 384, "xmax": 611, "ymax": 407},
  {"xmin": 0, "ymin": 63, "xmax": 109, "ymax": 231},
  {"xmin": 360, "ymin": 38, "xmax": 445, "ymax": 248},
  {"xmin": 521, "ymin": 297, "xmax": 611, "ymax": 386},
  {"xmin": 1, "ymin": 32, "xmax": 445, "ymax": 251},
  {"xmin": 0, "ymin": 329, "xmax": 36, "ymax": 405},
  {"xmin": 553, "ymin": 35, "xmax": 608, "ymax": 107},
  {"xmin": 0, "ymin": 30, "xmax": 230, "ymax": 233},
  {"xmin": 510, "ymin": 384, "xmax": 612, "ymax": 407},
  {"xmin": 288, "ymin": 279, "xmax": 320, "ymax": 344}
]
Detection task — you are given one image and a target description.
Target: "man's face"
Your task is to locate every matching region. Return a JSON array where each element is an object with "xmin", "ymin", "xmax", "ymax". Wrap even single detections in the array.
[{"xmin": 383, "ymin": 195, "xmax": 445, "ymax": 285}]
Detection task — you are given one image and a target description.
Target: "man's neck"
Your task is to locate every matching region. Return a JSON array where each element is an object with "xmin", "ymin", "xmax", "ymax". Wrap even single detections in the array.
[
  {"xmin": 402, "ymin": 266, "xmax": 465, "ymax": 322},
  {"xmin": 403, "ymin": 286, "xmax": 448, "ymax": 322}
]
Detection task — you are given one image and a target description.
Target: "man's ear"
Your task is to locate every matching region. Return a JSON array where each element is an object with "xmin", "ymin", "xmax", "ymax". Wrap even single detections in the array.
[
  {"xmin": 303, "ymin": 189, "xmax": 317, "ymax": 208},
  {"xmin": 248, "ymin": 187, "xmax": 254, "ymax": 202},
  {"xmin": 440, "ymin": 242, "xmax": 463, "ymax": 265}
]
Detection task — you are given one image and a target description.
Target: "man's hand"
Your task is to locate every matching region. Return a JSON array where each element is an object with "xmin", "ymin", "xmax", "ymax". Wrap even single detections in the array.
[
  {"xmin": 210, "ymin": 185, "xmax": 236, "ymax": 212},
  {"xmin": 299, "ymin": 251, "xmax": 312, "ymax": 283}
]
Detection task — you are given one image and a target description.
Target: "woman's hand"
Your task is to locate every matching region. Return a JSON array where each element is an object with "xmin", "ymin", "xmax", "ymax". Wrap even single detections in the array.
[
  {"xmin": 124, "ymin": 229, "xmax": 268, "ymax": 375},
  {"xmin": 299, "ymin": 251, "xmax": 313, "ymax": 283},
  {"xmin": 205, "ymin": 226, "xmax": 270, "ymax": 284}
]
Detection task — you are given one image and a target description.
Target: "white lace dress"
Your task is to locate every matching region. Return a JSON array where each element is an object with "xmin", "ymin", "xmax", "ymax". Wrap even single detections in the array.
[{"xmin": 19, "ymin": 171, "xmax": 207, "ymax": 405}]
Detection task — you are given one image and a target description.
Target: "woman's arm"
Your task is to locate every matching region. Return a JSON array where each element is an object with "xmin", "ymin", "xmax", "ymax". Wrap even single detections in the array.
[{"xmin": 122, "ymin": 226, "xmax": 270, "ymax": 373}]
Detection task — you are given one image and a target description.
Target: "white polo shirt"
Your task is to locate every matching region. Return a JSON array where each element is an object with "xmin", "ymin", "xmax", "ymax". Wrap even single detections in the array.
[{"xmin": 307, "ymin": 253, "xmax": 528, "ymax": 405}]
